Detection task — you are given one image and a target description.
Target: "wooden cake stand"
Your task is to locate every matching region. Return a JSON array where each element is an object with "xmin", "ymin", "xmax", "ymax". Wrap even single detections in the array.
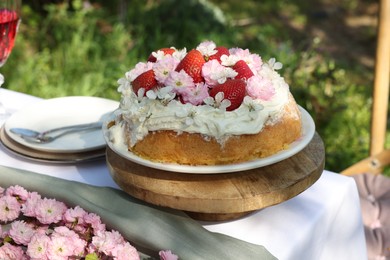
[{"xmin": 106, "ymin": 133, "xmax": 325, "ymax": 221}]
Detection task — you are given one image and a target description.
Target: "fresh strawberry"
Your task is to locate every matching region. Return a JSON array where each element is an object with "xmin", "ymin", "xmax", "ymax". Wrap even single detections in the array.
[
  {"xmin": 209, "ymin": 79, "xmax": 246, "ymax": 111},
  {"xmin": 233, "ymin": 60, "xmax": 254, "ymax": 80},
  {"xmin": 175, "ymin": 49, "xmax": 205, "ymax": 83},
  {"xmin": 131, "ymin": 70, "xmax": 159, "ymax": 95},
  {"xmin": 147, "ymin": 48, "xmax": 175, "ymax": 62},
  {"xmin": 208, "ymin": 46, "xmax": 229, "ymax": 62}
]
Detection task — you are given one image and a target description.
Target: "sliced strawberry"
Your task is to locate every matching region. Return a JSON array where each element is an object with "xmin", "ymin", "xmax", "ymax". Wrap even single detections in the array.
[
  {"xmin": 131, "ymin": 70, "xmax": 159, "ymax": 95},
  {"xmin": 175, "ymin": 49, "xmax": 205, "ymax": 83},
  {"xmin": 209, "ymin": 79, "xmax": 246, "ymax": 111},
  {"xmin": 208, "ymin": 46, "xmax": 229, "ymax": 62},
  {"xmin": 147, "ymin": 48, "xmax": 175, "ymax": 62},
  {"xmin": 233, "ymin": 60, "xmax": 254, "ymax": 80}
]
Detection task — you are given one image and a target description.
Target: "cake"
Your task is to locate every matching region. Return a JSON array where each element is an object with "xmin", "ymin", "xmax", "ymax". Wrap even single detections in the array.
[{"xmin": 107, "ymin": 41, "xmax": 302, "ymax": 165}]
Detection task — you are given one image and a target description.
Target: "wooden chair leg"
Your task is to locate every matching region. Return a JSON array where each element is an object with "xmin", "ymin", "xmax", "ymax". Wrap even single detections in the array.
[{"xmin": 370, "ymin": 0, "xmax": 390, "ymax": 157}]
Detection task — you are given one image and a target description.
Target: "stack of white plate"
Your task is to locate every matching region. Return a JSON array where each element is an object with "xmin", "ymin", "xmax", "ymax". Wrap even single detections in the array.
[{"xmin": 0, "ymin": 96, "xmax": 119, "ymax": 163}]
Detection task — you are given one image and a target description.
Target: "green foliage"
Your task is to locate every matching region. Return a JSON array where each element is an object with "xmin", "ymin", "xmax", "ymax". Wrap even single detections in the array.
[
  {"xmin": 3, "ymin": 1, "xmax": 132, "ymax": 99},
  {"xmin": 1, "ymin": 0, "xmax": 375, "ymax": 173}
]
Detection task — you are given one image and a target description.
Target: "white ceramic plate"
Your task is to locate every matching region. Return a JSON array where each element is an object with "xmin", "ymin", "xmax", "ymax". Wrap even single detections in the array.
[
  {"xmin": 5, "ymin": 96, "xmax": 119, "ymax": 153},
  {"xmin": 104, "ymin": 106, "xmax": 315, "ymax": 174}
]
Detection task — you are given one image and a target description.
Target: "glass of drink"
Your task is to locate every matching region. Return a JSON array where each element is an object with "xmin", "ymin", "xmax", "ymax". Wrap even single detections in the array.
[{"xmin": 0, "ymin": 0, "xmax": 21, "ymax": 121}]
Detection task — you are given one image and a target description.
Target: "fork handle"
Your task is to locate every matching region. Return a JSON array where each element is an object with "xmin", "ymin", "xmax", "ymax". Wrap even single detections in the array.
[{"xmin": 40, "ymin": 122, "xmax": 103, "ymax": 137}]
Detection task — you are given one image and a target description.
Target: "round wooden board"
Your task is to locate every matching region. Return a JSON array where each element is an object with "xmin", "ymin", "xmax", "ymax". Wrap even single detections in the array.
[{"xmin": 106, "ymin": 133, "xmax": 325, "ymax": 221}]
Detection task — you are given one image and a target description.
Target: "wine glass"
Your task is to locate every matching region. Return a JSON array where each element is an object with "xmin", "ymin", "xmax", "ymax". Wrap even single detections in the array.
[{"xmin": 0, "ymin": 0, "xmax": 21, "ymax": 122}]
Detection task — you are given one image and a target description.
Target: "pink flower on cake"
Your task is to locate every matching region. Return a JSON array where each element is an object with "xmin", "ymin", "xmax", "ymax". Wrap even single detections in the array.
[
  {"xmin": 9, "ymin": 220, "xmax": 35, "ymax": 246},
  {"xmin": 0, "ymin": 195, "xmax": 21, "ymax": 222},
  {"xmin": 153, "ymin": 56, "xmax": 179, "ymax": 85},
  {"xmin": 165, "ymin": 70, "xmax": 195, "ymax": 96},
  {"xmin": 202, "ymin": 59, "xmax": 237, "ymax": 86},
  {"xmin": 180, "ymin": 82, "xmax": 210, "ymax": 106},
  {"xmin": 125, "ymin": 62, "xmax": 154, "ymax": 82},
  {"xmin": 196, "ymin": 40, "xmax": 217, "ymax": 57},
  {"xmin": 34, "ymin": 198, "xmax": 67, "ymax": 224},
  {"xmin": 246, "ymin": 75, "xmax": 275, "ymax": 101},
  {"xmin": 228, "ymin": 48, "xmax": 262, "ymax": 74}
]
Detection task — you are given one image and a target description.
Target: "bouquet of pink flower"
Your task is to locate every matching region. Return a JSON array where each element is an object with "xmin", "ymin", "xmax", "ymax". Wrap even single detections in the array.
[{"xmin": 0, "ymin": 185, "xmax": 178, "ymax": 260}]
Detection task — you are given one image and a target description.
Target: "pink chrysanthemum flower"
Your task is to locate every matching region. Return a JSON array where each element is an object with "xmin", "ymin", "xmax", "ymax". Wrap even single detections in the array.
[
  {"xmin": 46, "ymin": 236, "xmax": 74, "ymax": 260},
  {"xmin": 0, "ymin": 195, "xmax": 21, "ymax": 222},
  {"xmin": 92, "ymin": 230, "xmax": 126, "ymax": 256},
  {"xmin": 26, "ymin": 233, "xmax": 50, "ymax": 260},
  {"xmin": 246, "ymin": 75, "xmax": 275, "ymax": 101},
  {"xmin": 159, "ymin": 250, "xmax": 179, "ymax": 260},
  {"xmin": 181, "ymin": 82, "xmax": 210, "ymax": 106},
  {"xmin": 84, "ymin": 212, "xmax": 106, "ymax": 235},
  {"xmin": 228, "ymin": 48, "xmax": 263, "ymax": 75},
  {"xmin": 0, "ymin": 187, "xmax": 5, "ymax": 197},
  {"xmin": 165, "ymin": 70, "xmax": 195, "ymax": 96},
  {"xmin": 21, "ymin": 191, "xmax": 42, "ymax": 217},
  {"xmin": 125, "ymin": 62, "xmax": 154, "ymax": 82},
  {"xmin": 34, "ymin": 198, "xmax": 67, "ymax": 225},
  {"xmin": 52, "ymin": 226, "xmax": 86, "ymax": 257},
  {"xmin": 153, "ymin": 56, "xmax": 179, "ymax": 85},
  {"xmin": 0, "ymin": 242, "xmax": 26, "ymax": 260},
  {"xmin": 52, "ymin": 226, "xmax": 78, "ymax": 239},
  {"xmin": 112, "ymin": 242, "xmax": 140, "ymax": 260},
  {"xmin": 196, "ymin": 40, "xmax": 217, "ymax": 57},
  {"xmin": 6, "ymin": 185, "xmax": 29, "ymax": 202},
  {"xmin": 202, "ymin": 60, "xmax": 237, "ymax": 86},
  {"xmin": 9, "ymin": 220, "xmax": 36, "ymax": 246},
  {"xmin": 63, "ymin": 206, "xmax": 87, "ymax": 226}
]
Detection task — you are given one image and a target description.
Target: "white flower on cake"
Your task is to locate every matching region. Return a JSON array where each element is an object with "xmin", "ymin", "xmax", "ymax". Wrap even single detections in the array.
[
  {"xmin": 196, "ymin": 40, "xmax": 218, "ymax": 57},
  {"xmin": 203, "ymin": 92, "xmax": 231, "ymax": 111},
  {"xmin": 267, "ymin": 58, "xmax": 283, "ymax": 70},
  {"xmin": 146, "ymin": 86, "xmax": 176, "ymax": 105},
  {"xmin": 175, "ymin": 103, "xmax": 200, "ymax": 126},
  {"xmin": 243, "ymin": 96, "xmax": 265, "ymax": 120}
]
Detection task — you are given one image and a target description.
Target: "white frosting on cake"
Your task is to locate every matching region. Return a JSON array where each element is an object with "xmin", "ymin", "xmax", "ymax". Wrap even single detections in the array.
[
  {"xmin": 107, "ymin": 42, "xmax": 294, "ymax": 148},
  {"xmin": 110, "ymin": 66, "xmax": 290, "ymax": 147}
]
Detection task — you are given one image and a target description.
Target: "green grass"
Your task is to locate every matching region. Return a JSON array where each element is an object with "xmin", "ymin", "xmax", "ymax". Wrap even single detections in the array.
[{"xmin": 1, "ymin": 0, "xmax": 380, "ymax": 174}]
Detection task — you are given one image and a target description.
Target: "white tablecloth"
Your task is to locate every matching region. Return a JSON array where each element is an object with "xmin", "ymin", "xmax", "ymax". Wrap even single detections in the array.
[{"xmin": 0, "ymin": 88, "xmax": 367, "ymax": 260}]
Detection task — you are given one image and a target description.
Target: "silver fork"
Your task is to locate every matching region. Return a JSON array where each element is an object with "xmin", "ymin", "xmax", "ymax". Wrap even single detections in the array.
[{"xmin": 10, "ymin": 121, "xmax": 103, "ymax": 144}]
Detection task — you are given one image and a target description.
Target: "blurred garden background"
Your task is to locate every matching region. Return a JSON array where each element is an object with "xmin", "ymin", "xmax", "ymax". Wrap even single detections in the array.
[{"xmin": 0, "ymin": 0, "xmax": 382, "ymax": 173}]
